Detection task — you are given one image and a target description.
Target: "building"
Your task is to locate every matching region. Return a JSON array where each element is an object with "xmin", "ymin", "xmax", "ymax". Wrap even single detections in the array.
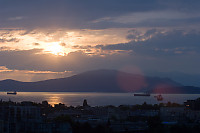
[
  {"xmin": 160, "ymin": 107, "xmax": 185, "ymax": 123},
  {"xmin": 184, "ymin": 98, "xmax": 200, "ymax": 110},
  {"xmin": 0, "ymin": 101, "xmax": 72, "ymax": 133}
]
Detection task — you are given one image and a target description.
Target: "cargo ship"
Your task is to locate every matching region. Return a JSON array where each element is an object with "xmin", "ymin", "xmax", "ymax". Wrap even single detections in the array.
[
  {"xmin": 134, "ymin": 93, "xmax": 150, "ymax": 96},
  {"xmin": 7, "ymin": 91, "xmax": 17, "ymax": 95}
]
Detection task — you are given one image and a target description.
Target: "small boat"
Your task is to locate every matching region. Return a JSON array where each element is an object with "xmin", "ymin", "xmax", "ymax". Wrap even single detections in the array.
[
  {"xmin": 7, "ymin": 91, "xmax": 17, "ymax": 95},
  {"xmin": 134, "ymin": 93, "xmax": 150, "ymax": 96},
  {"xmin": 154, "ymin": 94, "xmax": 163, "ymax": 101}
]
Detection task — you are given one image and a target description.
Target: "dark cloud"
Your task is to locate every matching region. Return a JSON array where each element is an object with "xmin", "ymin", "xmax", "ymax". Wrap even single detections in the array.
[
  {"xmin": 0, "ymin": 47, "xmax": 134, "ymax": 74},
  {"xmin": 20, "ymin": 29, "xmax": 37, "ymax": 36},
  {"xmin": 0, "ymin": 0, "xmax": 200, "ymax": 29},
  {"xmin": 131, "ymin": 17, "xmax": 200, "ymax": 28},
  {"xmin": 59, "ymin": 43, "xmax": 66, "ymax": 47},
  {"xmin": 72, "ymin": 45, "xmax": 92, "ymax": 49},
  {"xmin": 0, "ymin": 46, "xmax": 12, "ymax": 51},
  {"xmin": 0, "ymin": 38, "xmax": 20, "ymax": 43},
  {"xmin": 100, "ymin": 29, "xmax": 200, "ymax": 56},
  {"xmin": 0, "ymin": 43, "xmax": 199, "ymax": 78},
  {"xmin": 33, "ymin": 43, "xmax": 40, "ymax": 46}
]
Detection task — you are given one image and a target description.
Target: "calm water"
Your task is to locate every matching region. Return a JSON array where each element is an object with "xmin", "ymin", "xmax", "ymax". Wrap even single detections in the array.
[{"xmin": 0, "ymin": 92, "xmax": 200, "ymax": 106}]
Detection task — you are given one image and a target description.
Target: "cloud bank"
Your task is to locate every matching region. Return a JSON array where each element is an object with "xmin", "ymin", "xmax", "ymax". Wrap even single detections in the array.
[{"xmin": 0, "ymin": 0, "xmax": 200, "ymax": 81}]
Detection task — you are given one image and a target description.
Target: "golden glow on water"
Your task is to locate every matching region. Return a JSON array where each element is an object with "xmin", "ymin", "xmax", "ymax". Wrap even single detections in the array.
[
  {"xmin": 46, "ymin": 95, "xmax": 63, "ymax": 106},
  {"xmin": 38, "ymin": 93, "xmax": 65, "ymax": 106},
  {"xmin": 2, "ymin": 92, "xmax": 200, "ymax": 107}
]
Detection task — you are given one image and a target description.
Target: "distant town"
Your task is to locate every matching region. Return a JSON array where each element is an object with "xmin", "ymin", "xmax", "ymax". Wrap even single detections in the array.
[{"xmin": 1, "ymin": 97, "xmax": 200, "ymax": 133}]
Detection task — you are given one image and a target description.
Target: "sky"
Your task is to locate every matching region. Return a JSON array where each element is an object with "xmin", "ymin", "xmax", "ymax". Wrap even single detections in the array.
[{"xmin": 0, "ymin": 0, "xmax": 200, "ymax": 82}]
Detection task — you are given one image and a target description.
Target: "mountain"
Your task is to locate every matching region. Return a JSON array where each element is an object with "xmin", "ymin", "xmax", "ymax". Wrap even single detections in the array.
[
  {"xmin": 146, "ymin": 71, "xmax": 200, "ymax": 87},
  {"xmin": 0, "ymin": 69, "xmax": 200, "ymax": 93}
]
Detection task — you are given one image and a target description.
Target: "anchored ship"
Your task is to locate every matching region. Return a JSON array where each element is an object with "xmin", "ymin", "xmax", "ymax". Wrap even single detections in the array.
[
  {"xmin": 134, "ymin": 93, "xmax": 150, "ymax": 96},
  {"xmin": 7, "ymin": 91, "xmax": 17, "ymax": 95}
]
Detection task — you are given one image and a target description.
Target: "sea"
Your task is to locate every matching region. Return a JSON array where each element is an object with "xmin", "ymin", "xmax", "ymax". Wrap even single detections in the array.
[{"xmin": 0, "ymin": 92, "xmax": 200, "ymax": 106}]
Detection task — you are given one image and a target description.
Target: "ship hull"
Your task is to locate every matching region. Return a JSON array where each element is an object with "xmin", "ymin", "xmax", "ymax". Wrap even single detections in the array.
[
  {"xmin": 134, "ymin": 93, "xmax": 150, "ymax": 96},
  {"xmin": 7, "ymin": 92, "xmax": 17, "ymax": 95}
]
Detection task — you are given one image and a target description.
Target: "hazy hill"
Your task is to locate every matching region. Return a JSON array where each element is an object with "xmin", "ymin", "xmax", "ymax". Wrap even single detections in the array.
[
  {"xmin": 146, "ymin": 71, "xmax": 200, "ymax": 87},
  {"xmin": 0, "ymin": 69, "xmax": 200, "ymax": 93}
]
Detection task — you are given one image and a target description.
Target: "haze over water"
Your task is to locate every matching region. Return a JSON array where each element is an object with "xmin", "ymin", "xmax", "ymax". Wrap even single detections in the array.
[{"xmin": 1, "ymin": 92, "xmax": 200, "ymax": 106}]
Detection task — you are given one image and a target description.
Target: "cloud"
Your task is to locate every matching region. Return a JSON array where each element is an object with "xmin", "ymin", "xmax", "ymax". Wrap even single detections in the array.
[
  {"xmin": 0, "ymin": 38, "xmax": 20, "ymax": 43},
  {"xmin": 68, "ymin": 29, "xmax": 200, "ymax": 74},
  {"xmin": 0, "ymin": 28, "xmax": 199, "ymax": 78},
  {"xmin": 8, "ymin": 16, "xmax": 25, "ymax": 21},
  {"xmin": 59, "ymin": 43, "xmax": 66, "ymax": 47},
  {"xmin": 0, "ymin": 46, "xmax": 13, "ymax": 51},
  {"xmin": 0, "ymin": 66, "xmax": 13, "ymax": 72},
  {"xmin": 0, "ymin": 1, "xmax": 199, "ymax": 82},
  {"xmin": 33, "ymin": 43, "xmax": 40, "ymax": 46},
  {"xmin": 98, "ymin": 29, "xmax": 200, "ymax": 56},
  {"xmin": 0, "ymin": 0, "xmax": 200, "ymax": 29},
  {"xmin": 0, "ymin": 47, "xmax": 131, "ymax": 74},
  {"xmin": 0, "ymin": 65, "xmax": 73, "ymax": 82}
]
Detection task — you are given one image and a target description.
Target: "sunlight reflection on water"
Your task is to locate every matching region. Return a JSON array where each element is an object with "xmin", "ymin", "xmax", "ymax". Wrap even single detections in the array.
[{"xmin": 1, "ymin": 92, "xmax": 200, "ymax": 106}]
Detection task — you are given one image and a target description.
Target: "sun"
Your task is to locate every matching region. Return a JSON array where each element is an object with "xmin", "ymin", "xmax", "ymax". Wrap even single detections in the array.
[{"xmin": 46, "ymin": 43, "xmax": 65, "ymax": 56}]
